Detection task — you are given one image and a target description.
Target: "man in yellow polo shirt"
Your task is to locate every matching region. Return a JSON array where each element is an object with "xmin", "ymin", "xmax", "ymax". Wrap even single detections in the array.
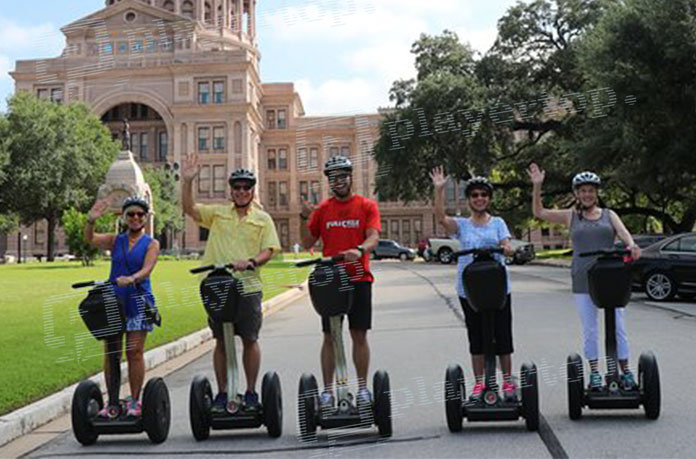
[{"xmin": 182, "ymin": 153, "xmax": 280, "ymax": 413}]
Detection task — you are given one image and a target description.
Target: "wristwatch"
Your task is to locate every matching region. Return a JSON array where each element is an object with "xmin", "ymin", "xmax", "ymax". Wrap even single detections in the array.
[
  {"xmin": 299, "ymin": 213, "xmax": 310, "ymax": 220},
  {"xmin": 357, "ymin": 245, "xmax": 365, "ymax": 255}
]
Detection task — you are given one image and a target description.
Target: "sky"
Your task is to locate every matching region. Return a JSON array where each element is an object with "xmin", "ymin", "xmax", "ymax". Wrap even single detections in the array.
[{"xmin": 0, "ymin": 0, "xmax": 522, "ymax": 115}]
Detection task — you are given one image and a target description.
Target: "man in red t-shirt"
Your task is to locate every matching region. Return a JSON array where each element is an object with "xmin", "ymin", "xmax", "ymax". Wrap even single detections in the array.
[{"xmin": 300, "ymin": 155, "xmax": 381, "ymax": 408}]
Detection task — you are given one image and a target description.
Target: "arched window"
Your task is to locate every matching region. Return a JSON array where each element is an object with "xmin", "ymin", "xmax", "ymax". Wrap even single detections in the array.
[
  {"xmin": 163, "ymin": 0, "xmax": 174, "ymax": 11},
  {"xmin": 204, "ymin": 2, "xmax": 212, "ymax": 24},
  {"xmin": 182, "ymin": 0, "xmax": 194, "ymax": 18}
]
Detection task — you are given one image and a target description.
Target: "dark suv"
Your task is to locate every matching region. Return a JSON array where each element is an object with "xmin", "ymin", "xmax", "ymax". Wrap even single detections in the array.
[
  {"xmin": 372, "ymin": 239, "xmax": 416, "ymax": 261},
  {"xmin": 629, "ymin": 232, "xmax": 696, "ymax": 301}
]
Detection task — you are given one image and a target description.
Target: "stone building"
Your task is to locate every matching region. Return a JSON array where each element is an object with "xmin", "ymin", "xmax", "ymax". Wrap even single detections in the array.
[{"xmin": 3, "ymin": 0, "xmax": 563, "ymax": 260}]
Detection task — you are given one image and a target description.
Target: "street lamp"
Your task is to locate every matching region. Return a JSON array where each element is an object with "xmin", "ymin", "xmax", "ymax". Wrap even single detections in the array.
[
  {"xmin": 17, "ymin": 232, "xmax": 21, "ymax": 265},
  {"xmin": 22, "ymin": 234, "xmax": 28, "ymax": 263}
]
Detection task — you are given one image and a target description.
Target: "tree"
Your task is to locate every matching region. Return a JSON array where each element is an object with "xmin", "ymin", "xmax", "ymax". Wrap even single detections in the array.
[
  {"xmin": 61, "ymin": 208, "xmax": 116, "ymax": 266},
  {"xmin": 0, "ymin": 92, "xmax": 119, "ymax": 260},
  {"xmin": 142, "ymin": 165, "xmax": 184, "ymax": 244},
  {"xmin": 573, "ymin": 0, "xmax": 696, "ymax": 232}
]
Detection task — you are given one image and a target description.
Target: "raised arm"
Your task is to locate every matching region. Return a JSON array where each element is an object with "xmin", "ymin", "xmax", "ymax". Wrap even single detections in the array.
[
  {"xmin": 527, "ymin": 163, "xmax": 572, "ymax": 227},
  {"xmin": 608, "ymin": 210, "xmax": 641, "ymax": 260},
  {"xmin": 430, "ymin": 166, "xmax": 458, "ymax": 235},
  {"xmin": 181, "ymin": 153, "xmax": 201, "ymax": 223},
  {"xmin": 84, "ymin": 198, "xmax": 115, "ymax": 251},
  {"xmin": 299, "ymin": 198, "xmax": 319, "ymax": 250}
]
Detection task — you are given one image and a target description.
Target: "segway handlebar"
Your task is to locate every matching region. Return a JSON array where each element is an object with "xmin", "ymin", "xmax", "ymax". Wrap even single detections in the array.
[
  {"xmin": 579, "ymin": 248, "xmax": 631, "ymax": 258},
  {"xmin": 72, "ymin": 280, "xmax": 117, "ymax": 289},
  {"xmin": 452, "ymin": 246, "xmax": 505, "ymax": 259},
  {"xmin": 190, "ymin": 263, "xmax": 256, "ymax": 274},
  {"xmin": 295, "ymin": 254, "xmax": 346, "ymax": 267}
]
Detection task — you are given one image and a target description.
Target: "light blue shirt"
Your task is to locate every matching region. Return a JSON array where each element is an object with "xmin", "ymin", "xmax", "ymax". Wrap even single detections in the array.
[{"xmin": 453, "ymin": 216, "xmax": 511, "ymax": 298}]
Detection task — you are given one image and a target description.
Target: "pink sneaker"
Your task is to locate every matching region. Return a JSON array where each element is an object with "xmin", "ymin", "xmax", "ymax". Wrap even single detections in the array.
[
  {"xmin": 470, "ymin": 382, "xmax": 485, "ymax": 400},
  {"xmin": 502, "ymin": 381, "xmax": 518, "ymax": 402},
  {"xmin": 126, "ymin": 396, "xmax": 142, "ymax": 417}
]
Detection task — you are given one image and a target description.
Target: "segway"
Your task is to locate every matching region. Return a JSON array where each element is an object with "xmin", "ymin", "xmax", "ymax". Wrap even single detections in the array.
[
  {"xmin": 70, "ymin": 280, "xmax": 171, "ymax": 445},
  {"xmin": 188, "ymin": 263, "xmax": 282, "ymax": 440},
  {"xmin": 444, "ymin": 248, "xmax": 539, "ymax": 432},
  {"xmin": 566, "ymin": 249, "xmax": 660, "ymax": 420},
  {"xmin": 295, "ymin": 255, "xmax": 392, "ymax": 440}
]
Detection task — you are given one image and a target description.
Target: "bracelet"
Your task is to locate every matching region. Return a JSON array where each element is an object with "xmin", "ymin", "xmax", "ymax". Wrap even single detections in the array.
[
  {"xmin": 299, "ymin": 213, "xmax": 309, "ymax": 220},
  {"xmin": 248, "ymin": 258, "xmax": 258, "ymax": 268}
]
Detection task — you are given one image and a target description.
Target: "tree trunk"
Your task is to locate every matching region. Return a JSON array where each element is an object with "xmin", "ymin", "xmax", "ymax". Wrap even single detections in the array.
[{"xmin": 46, "ymin": 215, "xmax": 56, "ymax": 262}]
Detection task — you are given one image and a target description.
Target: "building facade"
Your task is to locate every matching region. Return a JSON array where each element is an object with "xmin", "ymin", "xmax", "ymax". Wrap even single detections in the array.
[{"xmin": 3, "ymin": 0, "xmax": 561, "ymax": 259}]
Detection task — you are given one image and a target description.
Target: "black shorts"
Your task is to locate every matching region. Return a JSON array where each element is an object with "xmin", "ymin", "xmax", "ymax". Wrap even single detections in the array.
[
  {"xmin": 208, "ymin": 291, "xmax": 263, "ymax": 342},
  {"xmin": 321, "ymin": 282, "xmax": 372, "ymax": 333},
  {"xmin": 459, "ymin": 294, "xmax": 513, "ymax": 355}
]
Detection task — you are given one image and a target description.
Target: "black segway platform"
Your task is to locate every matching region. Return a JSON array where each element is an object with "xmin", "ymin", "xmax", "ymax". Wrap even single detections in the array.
[
  {"xmin": 444, "ymin": 248, "xmax": 539, "ymax": 432},
  {"xmin": 188, "ymin": 265, "xmax": 283, "ymax": 441},
  {"xmin": 567, "ymin": 250, "xmax": 660, "ymax": 420}
]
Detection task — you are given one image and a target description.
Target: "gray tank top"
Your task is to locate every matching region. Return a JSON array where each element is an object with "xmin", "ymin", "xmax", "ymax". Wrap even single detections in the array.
[{"xmin": 570, "ymin": 209, "xmax": 615, "ymax": 293}]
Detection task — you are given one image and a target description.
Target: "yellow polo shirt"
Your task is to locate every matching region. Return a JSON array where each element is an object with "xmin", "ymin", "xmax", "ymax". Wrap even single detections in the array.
[{"xmin": 197, "ymin": 203, "xmax": 281, "ymax": 294}]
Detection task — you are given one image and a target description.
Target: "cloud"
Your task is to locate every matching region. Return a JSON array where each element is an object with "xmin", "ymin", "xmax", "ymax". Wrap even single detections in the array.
[
  {"xmin": 294, "ymin": 77, "xmax": 389, "ymax": 115},
  {"xmin": 0, "ymin": 18, "xmax": 63, "ymax": 56}
]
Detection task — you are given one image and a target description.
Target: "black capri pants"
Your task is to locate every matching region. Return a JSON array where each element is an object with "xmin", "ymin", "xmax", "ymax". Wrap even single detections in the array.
[{"xmin": 459, "ymin": 294, "xmax": 513, "ymax": 355}]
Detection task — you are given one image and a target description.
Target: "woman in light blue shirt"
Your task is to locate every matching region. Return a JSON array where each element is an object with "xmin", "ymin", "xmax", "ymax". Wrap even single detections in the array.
[{"xmin": 431, "ymin": 167, "xmax": 515, "ymax": 401}]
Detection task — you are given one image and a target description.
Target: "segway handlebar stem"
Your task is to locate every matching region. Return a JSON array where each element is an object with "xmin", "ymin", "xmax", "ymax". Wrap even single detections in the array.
[
  {"xmin": 71, "ymin": 280, "xmax": 117, "ymax": 289},
  {"xmin": 452, "ymin": 247, "xmax": 504, "ymax": 259},
  {"xmin": 189, "ymin": 263, "xmax": 256, "ymax": 274},
  {"xmin": 579, "ymin": 248, "xmax": 631, "ymax": 258},
  {"xmin": 295, "ymin": 254, "xmax": 346, "ymax": 268}
]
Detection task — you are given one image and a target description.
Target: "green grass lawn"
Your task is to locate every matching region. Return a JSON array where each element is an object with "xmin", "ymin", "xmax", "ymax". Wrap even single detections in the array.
[
  {"xmin": 535, "ymin": 248, "xmax": 572, "ymax": 259},
  {"xmin": 0, "ymin": 258, "xmax": 310, "ymax": 416}
]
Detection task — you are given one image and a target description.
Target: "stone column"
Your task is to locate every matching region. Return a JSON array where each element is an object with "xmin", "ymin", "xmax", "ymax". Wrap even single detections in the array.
[
  {"xmin": 197, "ymin": 0, "xmax": 204, "ymax": 22},
  {"xmin": 223, "ymin": 0, "xmax": 229, "ymax": 28},
  {"xmin": 235, "ymin": 0, "xmax": 243, "ymax": 35},
  {"xmin": 249, "ymin": 0, "xmax": 255, "ymax": 39},
  {"xmin": 212, "ymin": 0, "xmax": 218, "ymax": 28},
  {"xmin": 175, "ymin": 0, "xmax": 181, "ymax": 14}
]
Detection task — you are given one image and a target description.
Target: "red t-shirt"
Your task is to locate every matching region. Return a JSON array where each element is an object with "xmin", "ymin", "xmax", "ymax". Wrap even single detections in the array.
[{"xmin": 308, "ymin": 195, "xmax": 381, "ymax": 283}]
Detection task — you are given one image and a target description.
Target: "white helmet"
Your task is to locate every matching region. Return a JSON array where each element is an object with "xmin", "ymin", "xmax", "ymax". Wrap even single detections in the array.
[{"xmin": 572, "ymin": 171, "xmax": 601, "ymax": 189}]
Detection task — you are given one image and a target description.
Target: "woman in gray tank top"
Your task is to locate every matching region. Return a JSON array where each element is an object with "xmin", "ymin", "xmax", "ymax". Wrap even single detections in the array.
[{"xmin": 528, "ymin": 164, "xmax": 642, "ymax": 391}]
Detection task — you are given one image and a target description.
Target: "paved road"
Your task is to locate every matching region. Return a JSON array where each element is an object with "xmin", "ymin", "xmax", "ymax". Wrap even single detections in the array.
[{"xmin": 25, "ymin": 262, "xmax": 696, "ymax": 458}]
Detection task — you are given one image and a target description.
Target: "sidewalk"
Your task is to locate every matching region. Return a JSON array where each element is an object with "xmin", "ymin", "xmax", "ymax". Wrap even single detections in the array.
[
  {"xmin": 0, "ymin": 282, "xmax": 308, "ymax": 451},
  {"xmin": 530, "ymin": 257, "xmax": 571, "ymax": 268}
]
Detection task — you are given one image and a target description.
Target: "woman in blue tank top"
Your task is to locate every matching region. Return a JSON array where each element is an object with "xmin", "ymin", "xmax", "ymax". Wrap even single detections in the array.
[
  {"xmin": 528, "ymin": 163, "xmax": 641, "ymax": 390},
  {"xmin": 85, "ymin": 195, "xmax": 161, "ymax": 418}
]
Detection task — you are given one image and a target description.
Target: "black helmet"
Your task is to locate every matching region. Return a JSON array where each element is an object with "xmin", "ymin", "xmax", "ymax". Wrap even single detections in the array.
[
  {"xmin": 228, "ymin": 168, "xmax": 257, "ymax": 187},
  {"xmin": 464, "ymin": 176, "xmax": 493, "ymax": 196},
  {"xmin": 324, "ymin": 155, "xmax": 353, "ymax": 176},
  {"xmin": 572, "ymin": 171, "xmax": 601, "ymax": 189},
  {"xmin": 121, "ymin": 195, "xmax": 149, "ymax": 213}
]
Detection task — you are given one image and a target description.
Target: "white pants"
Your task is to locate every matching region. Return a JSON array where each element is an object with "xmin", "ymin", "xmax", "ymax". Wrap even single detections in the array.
[{"xmin": 573, "ymin": 294, "xmax": 630, "ymax": 361}]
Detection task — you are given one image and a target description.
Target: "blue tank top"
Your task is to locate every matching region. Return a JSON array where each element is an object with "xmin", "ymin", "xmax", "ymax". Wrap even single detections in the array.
[{"xmin": 109, "ymin": 232, "xmax": 155, "ymax": 321}]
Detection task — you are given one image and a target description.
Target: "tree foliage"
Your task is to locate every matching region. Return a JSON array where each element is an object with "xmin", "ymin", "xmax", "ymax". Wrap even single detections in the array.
[
  {"xmin": 142, "ymin": 165, "xmax": 184, "ymax": 237},
  {"xmin": 0, "ymin": 92, "xmax": 119, "ymax": 260},
  {"xmin": 61, "ymin": 208, "xmax": 116, "ymax": 266},
  {"xmin": 374, "ymin": 0, "xmax": 696, "ymax": 233}
]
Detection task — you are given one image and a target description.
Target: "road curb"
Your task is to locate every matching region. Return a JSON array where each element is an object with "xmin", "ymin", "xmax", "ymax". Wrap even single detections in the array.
[{"xmin": 0, "ymin": 282, "xmax": 308, "ymax": 448}]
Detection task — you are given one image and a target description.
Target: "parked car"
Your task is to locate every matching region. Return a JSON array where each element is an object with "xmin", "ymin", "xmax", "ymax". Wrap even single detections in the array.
[
  {"xmin": 615, "ymin": 234, "xmax": 668, "ymax": 250},
  {"xmin": 427, "ymin": 238, "xmax": 460, "ymax": 264},
  {"xmin": 426, "ymin": 237, "xmax": 535, "ymax": 265},
  {"xmin": 372, "ymin": 239, "xmax": 416, "ymax": 261},
  {"xmin": 629, "ymin": 232, "xmax": 696, "ymax": 301},
  {"xmin": 506, "ymin": 239, "xmax": 536, "ymax": 265}
]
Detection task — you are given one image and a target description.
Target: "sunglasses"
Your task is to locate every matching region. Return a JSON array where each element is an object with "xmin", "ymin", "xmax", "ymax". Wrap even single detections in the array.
[
  {"xmin": 329, "ymin": 174, "xmax": 351, "ymax": 182},
  {"xmin": 126, "ymin": 211, "xmax": 147, "ymax": 218},
  {"xmin": 233, "ymin": 185, "xmax": 253, "ymax": 191},
  {"xmin": 469, "ymin": 192, "xmax": 490, "ymax": 198}
]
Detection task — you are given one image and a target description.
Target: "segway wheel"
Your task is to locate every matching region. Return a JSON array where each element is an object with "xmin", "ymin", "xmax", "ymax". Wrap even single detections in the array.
[
  {"xmin": 567, "ymin": 353, "xmax": 584, "ymax": 420},
  {"xmin": 639, "ymin": 352, "xmax": 661, "ymax": 420},
  {"xmin": 262, "ymin": 371, "xmax": 283, "ymax": 438},
  {"xmin": 143, "ymin": 377, "xmax": 171, "ymax": 444},
  {"xmin": 71, "ymin": 380, "xmax": 103, "ymax": 446},
  {"xmin": 298, "ymin": 373, "xmax": 318, "ymax": 442},
  {"xmin": 373, "ymin": 370, "xmax": 393, "ymax": 438},
  {"xmin": 189, "ymin": 375, "xmax": 212, "ymax": 441},
  {"xmin": 444, "ymin": 364, "xmax": 464, "ymax": 432},
  {"xmin": 521, "ymin": 363, "xmax": 539, "ymax": 431}
]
